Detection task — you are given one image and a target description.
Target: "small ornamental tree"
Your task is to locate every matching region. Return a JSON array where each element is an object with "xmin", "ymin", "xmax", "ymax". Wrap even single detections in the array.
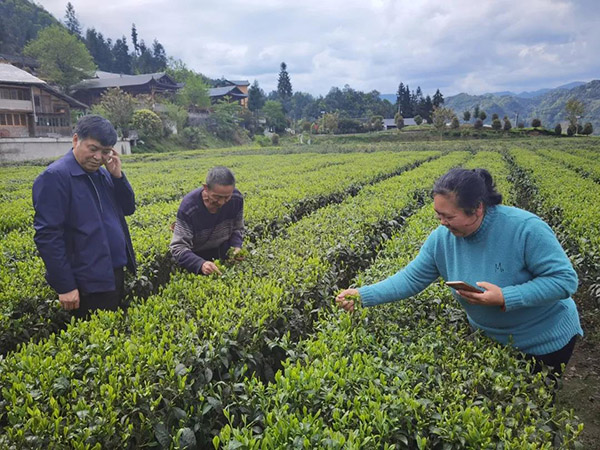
[
  {"xmin": 479, "ymin": 111, "xmax": 487, "ymax": 121},
  {"xmin": 531, "ymin": 118, "xmax": 541, "ymax": 128},
  {"xmin": 368, "ymin": 115, "xmax": 384, "ymax": 131},
  {"xmin": 394, "ymin": 112, "xmax": 405, "ymax": 129},
  {"xmin": 131, "ymin": 109, "xmax": 163, "ymax": 139},
  {"xmin": 503, "ymin": 117, "xmax": 512, "ymax": 131},
  {"xmin": 492, "ymin": 113, "xmax": 499, "ymax": 121},
  {"xmin": 517, "ymin": 122, "xmax": 525, "ymax": 129},
  {"xmin": 473, "ymin": 119, "xmax": 483, "ymax": 130},
  {"xmin": 492, "ymin": 118, "xmax": 502, "ymax": 131},
  {"xmin": 463, "ymin": 110, "xmax": 471, "ymax": 122},
  {"xmin": 565, "ymin": 98, "xmax": 584, "ymax": 129},
  {"xmin": 582, "ymin": 122, "xmax": 593, "ymax": 135},
  {"xmin": 431, "ymin": 106, "xmax": 455, "ymax": 138},
  {"xmin": 91, "ymin": 87, "xmax": 135, "ymax": 137},
  {"xmin": 322, "ymin": 112, "xmax": 339, "ymax": 134},
  {"xmin": 567, "ymin": 124, "xmax": 576, "ymax": 136},
  {"xmin": 554, "ymin": 123, "xmax": 562, "ymax": 135},
  {"xmin": 414, "ymin": 115, "xmax": 423, "ymax": 125},
  {"xmin": 451, "ymin": 116, "xmax": 460, "ymax": 129}
]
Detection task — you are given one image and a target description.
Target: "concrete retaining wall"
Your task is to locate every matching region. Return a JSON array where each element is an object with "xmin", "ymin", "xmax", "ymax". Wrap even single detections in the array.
[{"xmin": 0, "ymin": 138, "xmax": 131, "ymax": 162}]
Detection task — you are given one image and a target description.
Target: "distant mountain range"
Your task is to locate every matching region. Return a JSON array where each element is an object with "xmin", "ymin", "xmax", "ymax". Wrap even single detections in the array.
[
  {"xmin": 381, "ymin": 80, "xmax": 600, "ymax": 134},
  {"xmin": 489, "ymin": 82, "xmax": 586, "ymax": 99}
]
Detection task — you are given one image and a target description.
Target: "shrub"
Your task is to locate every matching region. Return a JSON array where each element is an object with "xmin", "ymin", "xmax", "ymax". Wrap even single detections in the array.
[
  {"xmin": 300, "ymin": 120, "xmax": 312, "ymax": 133},
  {"xmin": 450, "ymin": 116, "xmax": 460, "ymax": 129},
  {"xmin": 491, "ymin": 113, "xmax": 499, "ymax": 121},
  {"xmin": 181, "ymin": 126, "xmax": 207, "ymax": 149},
  {"xmin": 337, "ymin": 118, "xmax": 364, "ymax": 134},
  {"xmin": 473, "ymin": 119, "xmax": 483, "ymax": 129},
  {"xmin": 367, "ymin": 115, "xmax": 384, "ymax": 131},
  {"xmin": 567, "ymin": 124, "xmax": 576, "ymax": 136},
  {"xmin": 517, "ymin": 122, "xmax": 525, "ymax": 129},
  {"xmin": 414, "ymin": 115, "xmax": 423, "ymax": 125},
  {"xmin": 531, "ymin": 118, "xmax": 541, "ymax": 128},
  {"xmin": 491, "ymin": 118, "xmax": 502, "ymax": 131},
  {"xmin": 271, "ymin": 133, "xmax": 280, "ymax": 145},
  {"xmin": 503, "ymin": 118, "xmax": 512, "ymax": 131},
  {"xmin": 582, "ymin": 122, "xmax": 593, "ymax": 135},
  {"xmin": 253, "ymin": 135, "xmax": 271, "ymax": 147},
  {"xmin": 131, "ymin": 109, "xmax": 163, "ymax": 139},
  {"xmin": 554, "ymin": 123, "xmax": 562, "ymax": 135}
]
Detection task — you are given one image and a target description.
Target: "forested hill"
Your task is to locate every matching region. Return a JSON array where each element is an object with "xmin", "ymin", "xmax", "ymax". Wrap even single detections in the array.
[
  {"xmin": 0, "ymin": 0, "xmax": 59, "ymax": 55},
  {"xmin": 444, "ymin": 80, "xmax": 600, "ymax": 132}
]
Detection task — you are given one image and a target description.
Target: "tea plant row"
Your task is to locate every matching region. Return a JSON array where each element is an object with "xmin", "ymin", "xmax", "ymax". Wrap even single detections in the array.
[
  {"xmin": 0, "ymin": 151, "xmax": 437, "ymax": 355},
  {"xmin": 0, "ymin": 153, "xmax": 467, "ymax": 448}
]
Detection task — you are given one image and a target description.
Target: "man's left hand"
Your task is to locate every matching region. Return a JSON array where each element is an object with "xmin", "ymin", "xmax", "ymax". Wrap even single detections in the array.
[
  {"xmin": 104, "ymin": 149, "xmax": 122, "ymax": 178},
  {"xmin": 456, "ymin": 281, "xmax": 505, "ymax": 309},
  {"xmin": 231, "ymin": 247, "xmax": 244, "ymax": 261}
]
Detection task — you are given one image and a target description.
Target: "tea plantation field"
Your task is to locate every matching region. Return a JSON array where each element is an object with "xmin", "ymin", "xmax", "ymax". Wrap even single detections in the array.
[{"xmin": 1, "ymin": 138, "xmax": 598, "ymax": 449}]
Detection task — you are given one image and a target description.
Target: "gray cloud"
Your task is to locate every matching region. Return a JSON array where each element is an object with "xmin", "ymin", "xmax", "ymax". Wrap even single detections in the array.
[{"xmin": 37, "ymin": 0, "xmax": 600, "ymax": 96}]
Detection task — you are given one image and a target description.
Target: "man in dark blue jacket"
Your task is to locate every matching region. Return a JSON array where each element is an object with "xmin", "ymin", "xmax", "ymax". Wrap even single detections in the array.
[{"xmin": 32, "ymin": 115, "xmax": 136, "ymax": 318}]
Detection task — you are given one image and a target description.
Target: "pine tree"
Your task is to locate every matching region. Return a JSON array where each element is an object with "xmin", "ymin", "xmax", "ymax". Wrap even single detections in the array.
[
  {"xmin": 152, "ymin": 39, "xmax": 167, "ymax": 71},
  {"xmin": 396, "ymin": 82, "xmax": 405, "ymax": 112},
  {"xmin": 64, "ymin": 2, "xmax": 81, "ymax": 37},
  {"xmin": 277, "ymin": 62, "xmax": 293, "ymax": 99},
  {"xmin": 112, "ymin": 36, "xmax": 131, "ymax": 74},
  {"xmin": 432, "ymin": 89, "xmax": 444, "ymax": 107},
  {"xmin": 131, "ymin": 24, "xmax": 139, "ymax": 55},
  {"xmin": 85, "ymin": 28, "xmax": 114, "ymax": 71},
  {"xmin": 248, "ymin": 80, "xmax": 266, "ymax": 112}
]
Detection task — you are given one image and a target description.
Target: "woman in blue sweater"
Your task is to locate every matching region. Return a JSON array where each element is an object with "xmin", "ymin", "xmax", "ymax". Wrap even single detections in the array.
[{"xmin": 336, "ymin": 168, "xmax": 583, "ymax": 377}]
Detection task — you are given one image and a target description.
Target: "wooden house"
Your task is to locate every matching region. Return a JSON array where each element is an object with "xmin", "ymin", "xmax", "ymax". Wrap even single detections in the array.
[
  {"xmin": 0, "ymin": 63, "xmax": 87, "ymax": 138},
  {"xmin": 70, "ymin": 71, "xmax": 181, "ymax": 105}
]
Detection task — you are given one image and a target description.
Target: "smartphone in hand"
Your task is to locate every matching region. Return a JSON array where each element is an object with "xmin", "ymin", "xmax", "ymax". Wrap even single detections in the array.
[{"xmin": 445, "ymin": 280, "xmax": 484, "ymax": 293}]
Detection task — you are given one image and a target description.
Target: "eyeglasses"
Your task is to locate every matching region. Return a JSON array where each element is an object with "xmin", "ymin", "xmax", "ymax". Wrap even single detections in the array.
[{"xmin": 206, "ymin": 191, "xmax": 233, "ymax": 203}]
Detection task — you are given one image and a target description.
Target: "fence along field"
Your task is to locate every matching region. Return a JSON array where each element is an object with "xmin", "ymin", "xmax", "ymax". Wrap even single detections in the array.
[{"xmin": 0, "ymin": 140, "xmax": 596, "ymax": 448}]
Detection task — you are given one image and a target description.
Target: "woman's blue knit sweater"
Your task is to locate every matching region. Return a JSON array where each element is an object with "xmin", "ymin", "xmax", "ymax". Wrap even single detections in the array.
[{"xmin": 358, "ymin": 205, "xmax": 583, "ymax": 355}]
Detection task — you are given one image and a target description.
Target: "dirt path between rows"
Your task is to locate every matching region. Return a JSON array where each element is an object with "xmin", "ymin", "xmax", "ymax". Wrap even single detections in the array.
[{"xmin": 557, "ymin": 291, "xmax": 600, "ymax": 448}]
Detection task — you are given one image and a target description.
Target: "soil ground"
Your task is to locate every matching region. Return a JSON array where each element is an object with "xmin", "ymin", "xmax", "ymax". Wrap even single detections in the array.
[{"xmin": 557, "ymin": 290, "xmax": 600, "ymax": 449}]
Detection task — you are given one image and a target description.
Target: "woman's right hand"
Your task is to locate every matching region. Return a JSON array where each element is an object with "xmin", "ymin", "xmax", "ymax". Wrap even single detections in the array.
[{"xmin": 336, "ymin": 288, "xmax": 360, "ymax": 312}]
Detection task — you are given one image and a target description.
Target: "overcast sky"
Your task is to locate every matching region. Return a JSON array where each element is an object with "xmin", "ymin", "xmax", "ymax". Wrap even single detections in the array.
[{"xmin": 36, "ymin": 0, "xmax": 600, "ymax": 97}]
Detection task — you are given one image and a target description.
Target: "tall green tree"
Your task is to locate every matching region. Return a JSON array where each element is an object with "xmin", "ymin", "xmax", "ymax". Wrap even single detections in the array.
[
  {"xmin": 248, "ymin": 80, "xmax": 266, "ymax": 112},
  {"xmin": 64, "ymin": 2, "xmax": 81, "ymax": 37},
  {"xmin": 112, "ymin": 36, "xmax": 131, "ymax": 74},
  {"xmin": 151, "ymin": 39, "xmax": 167, "ymax": 71},
  {"xmin": 24, "ymin": 25, "xmax": 96, "ymax": 91},
  {"xmin": 131, "ymin": 24, "xmax": 139, "ymax": 55},
  {"xmin": 277, "ymin": 62, "xmax": 293, "ymax": 98},
  {"xmin": 432, "ymin": 89, "xmax": 444, "ymax": 107},
  {"xmin": 85, "ymin": 28, "xmax": 113, "ymax": 71},
  {"xmin": 277, "ymin": 62, "xmax": 292, "ymax": 112}
]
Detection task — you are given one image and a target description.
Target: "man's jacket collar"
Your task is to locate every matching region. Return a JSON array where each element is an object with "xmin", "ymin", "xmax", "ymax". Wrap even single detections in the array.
[{"xmin": 65, "ymin": 149, "xmax": 89, "ymax": 177}]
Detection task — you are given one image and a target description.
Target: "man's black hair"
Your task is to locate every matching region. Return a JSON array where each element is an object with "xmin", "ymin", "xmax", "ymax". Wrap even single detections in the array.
[{"xmin": 74, "ymin": 115, "xmax": 118, "ymax": 147}]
